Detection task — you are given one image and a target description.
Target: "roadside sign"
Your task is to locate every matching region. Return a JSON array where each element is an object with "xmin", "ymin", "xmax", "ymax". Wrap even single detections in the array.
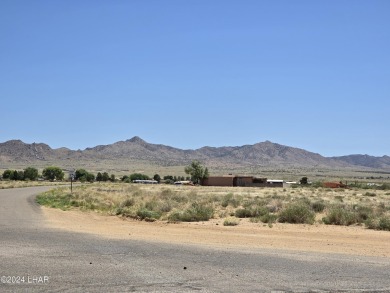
[{"xmin": 69, "ymin": 169, "xmax": 75, "ymax": 193}]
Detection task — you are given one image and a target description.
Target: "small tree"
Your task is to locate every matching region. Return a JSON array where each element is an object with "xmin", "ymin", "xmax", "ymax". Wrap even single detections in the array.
[
  {"xmin": 75, "ymin": 169, "xmax": 88, "ymax": 181},
  {"xmin": 75, "ymin": 169, "xmax": 95, "ymax": 182},
  {"xmin": 102, "ymin": 172, "xmax": 110, "ymax": 182},
  {"xmin": 2, "ymin": 170, "xmax": 13, "ymax": 180},
  {"xmin": 43, "ymin": 166, "xmax": 64, "ymax": 181},
  {"xmin": 11, "ymin": 170, "xmax": 18, "ymax": 180},
  {"xmin": 110, "ymin": 174, "xmax": 116, "ymax": 182},
  {"xmin": 16, "ymin": 170, "xmax": 25, "ymax": 181},
  {"xmin": 153, "ymin": 174, "xmax": 161, "ymax": 183},
  {"xmin": 96, "ymin": 172, "xmax": 103, "ymax": 182},
  {"xmin": 24, "ymin": 167, "xmax": 39, "ymax": 181},
  {"xmin": 163, "ymin": 175, "xmax": 174, "ymax": 181},
  {"xmin": 86, "ymin": 173, "xmax": 95, "ymax": 183},
  {"xmin": 184, "ymin": 160, "xmax": 209, "ymax": 185},
  {"xmin": 130, "ymin": 173, "xmax": 149, "ymax": 181},
  {"xmin": 300, "ymin": 177, "xmax": 308, "ymax": 185}
]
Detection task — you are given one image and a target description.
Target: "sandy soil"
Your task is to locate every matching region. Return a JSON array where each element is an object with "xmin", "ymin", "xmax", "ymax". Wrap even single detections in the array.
[{"xmin": 42, "ymin": 207, "xmax": 390, "ymax": 257}]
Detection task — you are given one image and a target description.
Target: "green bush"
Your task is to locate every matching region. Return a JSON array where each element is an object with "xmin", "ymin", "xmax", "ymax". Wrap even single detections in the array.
[
  {"xmin": 221, "ymin": 193, "xmax": 241, "ymax": 208},
  {"xmin": 366, "ymin": 216, "xmax": 390, "ymax": 231},
  {"xmin": 235, "ymin": 205, "xmax": 269, "ymax": 218},
  {"xmin": 235, "ymin": 208, "xmax": 253, "ymax": 218},
  {"xmin": 136, "ymin": 208, "xmax": 161, "ymax": 220},
  {"xmin": 311, "ymin": 201, "xmax": 326, "ymax": 213},
  {"xmin": 130, "ymin": 173, "xmax": 150, "ymax": 181},
  {"xmin": 168, "ymin": 202, "xmax": 213, "ymax": 222},
  {"xmin": 278, "ymin": 202, "xmax": 315, "ymax": 224},
  {"xmin": 261, "ymin": 213, "xmax": 278, "ymax": 223},
  {"xmin": 251, "ymin": 213, "xmax": 278, "ymax": 224},
  {"xmin": 322, "ymin": 206, "xmax": 358, "ymax": 226},
  {"xmin": 354, "ymin": 205, "xmax": 374, "ymax": 222},
  {"xmin": 379, "ymin": 217, "xmax": 390, "ymax": 231}
]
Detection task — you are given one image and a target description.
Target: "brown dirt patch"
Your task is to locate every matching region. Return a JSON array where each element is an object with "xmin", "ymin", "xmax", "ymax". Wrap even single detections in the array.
[{"xmin": 42, "ymin": 207, "xmax": 390, "ymax": 257}]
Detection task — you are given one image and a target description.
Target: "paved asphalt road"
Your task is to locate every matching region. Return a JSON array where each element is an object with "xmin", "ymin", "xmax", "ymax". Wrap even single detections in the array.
[{"xmin": 1, "ymin": 186, "xmax": 390, "ymax": 292}]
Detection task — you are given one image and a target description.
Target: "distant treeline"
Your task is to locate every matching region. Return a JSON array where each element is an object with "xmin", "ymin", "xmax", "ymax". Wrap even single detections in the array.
[{"xmin": 1, "ymin": 166, "xmax": 189, "ymax": 184}]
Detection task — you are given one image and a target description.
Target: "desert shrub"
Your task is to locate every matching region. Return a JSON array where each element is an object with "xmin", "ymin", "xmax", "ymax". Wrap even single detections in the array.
[
  {"xmin": 235, "ymin": 206, "xmax": 269, "ymax": 218},
  {"xmin": 136, "ymin": 208, "xmax": 161, "ymax": 220},
  {"xmin": 251, "ymin": 213, "xmax": 278, "ymax": 224},
  {"xmin": 168, "ymin": 203, "xmax": 213, "ymax": 222},
  {"xmin": 379, "ymin": 217, "xmax": 390, "ymax": 231},
  {"xmin": 354, "ymin": 205, "xmax": 374, "ymax": 222},
  {"xmin": 364, "ymin": 192, "xmax": 377, "ymax": 197},
  {"xmin": 235, "ymin": 208, "xmax": 253, "ymax": 218},
  {"xmin": 251, "ymin": 206, "xmax": 270, "ymax": 217},
  {"xmin": 366, "ymin": 216, "xmax": 390, "ymax": 231},
  {"xmin": 208, "ymin": 195, "xmax": 222, "ymax": 203},
  {"xmin": 298, "ymin": 197, "xmax": 312, "ymax": 206},
  {"xmin": 171, "ymin": 194, "xmax": 188, "ymax": 203},
  {"xmin": 158, "ymin": 201, "xmax": 173, "ymax": 213},
  {"xmin": 322, "ymin": 206, "xmax": 358, "ymax": 226},
  {"xmin": 266, "ymin": 199, "xmax": 283, "ymax": 213},
  {"xmin": 120, "ymin": 198, "xmax": 135, "ymax": 208},
  {"xmin": 221, "ymin": 193, "xmax": 241, "ymax": 208},
  {"xmin": 144, "ymin": 200, "xmax": 158, "ymax": 211},
  {"xmin": 160, "ymin": 188, "xmax": 174, "ymax": 199},
  {"xmin": 115, "ymin": 207, "xmax": 124, "ymax": 215},
  {"xmin": 278, "ymin": 202, "xmax": 315, "ymax": 224},
  {"xmin": 262, "ymin": 213, "xmax": 278, "ymax": 223},
  {"xmin": 311, "ymin": 201, "xmax": 326, "ymax": 213},
  {"xmin": 223, "ymin": 217, "xmax": 240, "ymax": 226}
]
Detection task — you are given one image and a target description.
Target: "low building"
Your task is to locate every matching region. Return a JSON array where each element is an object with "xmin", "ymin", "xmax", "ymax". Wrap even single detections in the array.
[
  {"xmin": 267, "ymin": 179, "xmax": 284, "ymax": 188},
  {"xmin": 203, "ymin": 176, "xmax": 270, "ymax": 187},
  {"xmin": 203, "ymin": 175, "xmax": 235, "ymax": 187},
  {"xmin": 174, "ymin": 181, "xmax": 194, "ymax": 186},
  {"xmin": 133, "ymin": 179, "xmax": 158, "ymax": 184}
]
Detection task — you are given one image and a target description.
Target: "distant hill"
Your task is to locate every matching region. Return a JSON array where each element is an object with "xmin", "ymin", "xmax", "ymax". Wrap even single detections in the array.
[
  {"xmin": 331, "ymin": 154, "xmax": 390, "ymax": 169},
  {"xmin": 1, "ymin": 137, "xmax": 389, "ymax": 172}
]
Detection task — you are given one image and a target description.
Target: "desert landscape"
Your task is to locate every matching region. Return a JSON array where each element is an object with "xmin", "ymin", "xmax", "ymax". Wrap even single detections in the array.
[
  {"xmin": 2, "ymin": 1, "xmax": 390, "ymax": 291},
  {"xmin": 2, "ymin": 136, "xmax": 390, "ymax": 259},
  {"xmin": 35, "ymin": 182, "xmax": 390, "ymax": 258}
]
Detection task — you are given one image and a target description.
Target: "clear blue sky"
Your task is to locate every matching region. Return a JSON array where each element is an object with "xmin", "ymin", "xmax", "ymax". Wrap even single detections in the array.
[{"xmin": 1, "ymin": 0, "xmax": 389, "ymax": 157}]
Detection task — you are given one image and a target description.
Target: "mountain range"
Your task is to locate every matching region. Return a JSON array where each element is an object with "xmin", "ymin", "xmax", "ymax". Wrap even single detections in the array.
[{"xmin": 1, "ymin": 137, "xmax": 389, "ymax": 174}]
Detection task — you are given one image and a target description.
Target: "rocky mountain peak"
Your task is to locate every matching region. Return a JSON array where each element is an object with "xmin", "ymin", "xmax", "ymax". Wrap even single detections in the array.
[{"xmin": 127, "ymin": 136, "xmax": 147, "ymax": 144}]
